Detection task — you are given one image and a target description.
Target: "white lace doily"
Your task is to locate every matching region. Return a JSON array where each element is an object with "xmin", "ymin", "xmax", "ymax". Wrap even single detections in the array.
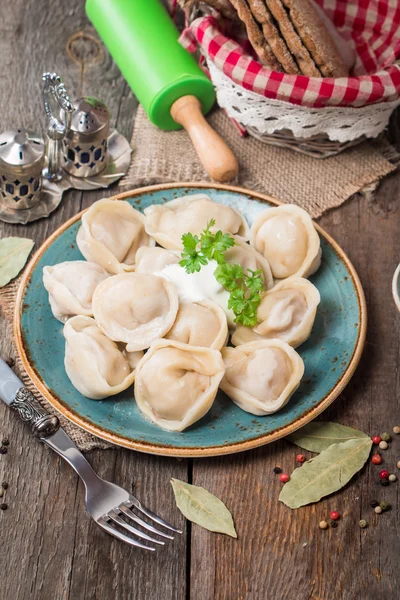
[{"xmin": 208, "ymin": 60, "xmax": 400, "ymax": 143}]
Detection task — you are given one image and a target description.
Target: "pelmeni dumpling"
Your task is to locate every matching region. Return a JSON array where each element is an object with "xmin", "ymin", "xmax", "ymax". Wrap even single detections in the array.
[
  {"xmin": 77, "ymin": 199, "xmax": 155, "ymax": 274},
  {"xmin": 92, "ymin": 273, "xmax": 179, "ymax": 351},
  {"xmin": 224, "ymin": 236, "xmax": 274, "ymax": 290},
  {"xmin": 250, "ymin": 205, "xmax": 321, "ymax": 279},
  {"xmin": 221, "ymin": 340, "xmax": 304, "ymax": 416},
  {"xmin": 144, "ymin": 194, "xmax": 249, "ymax": 250},
  {"xmin": 63, "ymin": 316, "xmax": 142, "ymax": 399},
  {"xmin": 231, "ymin": 277, "xmax": 320, "ymax": 348},
  {"xmin": 43, "ymin": 261, "xmax": 109, "ymax": 323},
  {"xmin": 135, "ymin": 246, "xmax": 179, "ymax": 274},
  {"xmin": 165, "ymin": 300, "xmax": 228, "ymax": 350},
  {"xmin": 134, "ymin": 339, "xmax": 225, "ymax": 431}
]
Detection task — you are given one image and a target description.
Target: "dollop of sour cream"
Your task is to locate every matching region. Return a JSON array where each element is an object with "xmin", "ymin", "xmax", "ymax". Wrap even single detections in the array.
[{"xmin": 155, "ymin": 260, "xmax": 235, "ymax": 326}]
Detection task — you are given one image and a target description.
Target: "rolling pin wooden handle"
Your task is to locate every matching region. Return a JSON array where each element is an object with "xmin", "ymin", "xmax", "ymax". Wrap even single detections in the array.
[{"xmin": 170, "ymin": 95, "xmax": 239, "ymax": 183}]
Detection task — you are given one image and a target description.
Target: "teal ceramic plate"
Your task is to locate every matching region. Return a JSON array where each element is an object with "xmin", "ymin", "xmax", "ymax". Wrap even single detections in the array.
[
  {"xmin": 15, "ymin": 183, "xmax": 367, "ymax": 457},
  {"xmin": 392, "ymin": 263, "xmax": 400, "ymax": 313}
]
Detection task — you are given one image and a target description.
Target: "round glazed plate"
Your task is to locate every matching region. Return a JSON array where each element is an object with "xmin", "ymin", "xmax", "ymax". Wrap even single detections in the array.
[{"xmin": 15, "ymin": 183, "xmax": 366, "ymax": 457}]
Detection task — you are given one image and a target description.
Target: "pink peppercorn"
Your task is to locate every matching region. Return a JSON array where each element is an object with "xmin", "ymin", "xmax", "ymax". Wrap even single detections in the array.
[
  {"xmin": 330, "ymin": 511, "xmax": 340, "ymax": 521},
  {"xmin": 379, "ymin": 469, "xmax": 390, "ymax": 479},
  {"xmin": 279, "ymin": 473, "xmax": 290, "ymax": 483},
  {"xmin": 372, "ymin": 454, "xmax": 382, "ymax": 465}
]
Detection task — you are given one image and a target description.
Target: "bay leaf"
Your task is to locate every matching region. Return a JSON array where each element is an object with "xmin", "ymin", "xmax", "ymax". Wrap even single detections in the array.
[
  {"xmin": 0, "ymin": 237, "xmax": 34, "ymax": 288},
  {"xmin": 286, "ymin": 422, "xmax": 369, "ymax": 453},
  {"xmin": 279, "ymin": 437, "xmax": 372, "ymax": 509},
  {"xmin": 171, "ymin": 478, "xmax": 237, "ymax": 538}
]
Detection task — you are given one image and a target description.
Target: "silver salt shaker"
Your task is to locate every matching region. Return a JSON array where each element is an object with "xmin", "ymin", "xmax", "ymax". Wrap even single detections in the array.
[
  {"xmin": 0, "ymin": 130, "xmax": 45, "ymax": 211},
  {"xmin": 62, "ymin": 97, "xmax": 110, "ymax": 178}
]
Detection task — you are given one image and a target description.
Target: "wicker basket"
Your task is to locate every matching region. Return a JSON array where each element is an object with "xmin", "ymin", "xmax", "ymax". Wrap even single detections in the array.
[
  {"xmin": 181, "ymin": 2, "xmax": 400, "ymax": 158},
  {"xmin": 206, "ymin": 59, "xmax": 400, "ymax": 158},
  {"xmin": 245, "ymin": 128, "xmax": 366, "ymax": 158}
]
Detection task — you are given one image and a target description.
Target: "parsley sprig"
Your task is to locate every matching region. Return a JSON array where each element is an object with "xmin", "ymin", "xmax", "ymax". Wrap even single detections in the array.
[
  {"xmin": 179, "ymin": 219, "xmax": 234, "ymax": 273},
  {"xmin": 180, "ymin": 221, "xmax": 264, "ymax": 327}
]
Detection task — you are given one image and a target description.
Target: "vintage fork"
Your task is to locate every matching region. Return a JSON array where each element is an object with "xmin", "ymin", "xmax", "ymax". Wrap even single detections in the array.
[{"xmin": 0, "ymin": 358, "xmax": 181, "ymax": 550}]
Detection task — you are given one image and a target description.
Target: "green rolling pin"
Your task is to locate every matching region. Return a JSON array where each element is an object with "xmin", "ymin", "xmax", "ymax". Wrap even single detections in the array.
[{"xmin": 86, "ymin": 0, "xmax": 239, "ymax": 182}]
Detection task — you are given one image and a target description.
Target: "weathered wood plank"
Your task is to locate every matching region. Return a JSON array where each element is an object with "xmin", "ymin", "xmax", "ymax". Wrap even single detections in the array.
[
  {"xmin": 68, "ymin": 452, "xmax": 187, "ymax": 600},
  {"xmin": 2, "ymin": 0, "xmax": 400, "ymax": 598},
  {"xmin": 190, "ymin": 160, "xmax": 400, "ymax": 599},
  {"xmin": 0, "ymin": 2, "xmax": 187, "ymax": 600}
]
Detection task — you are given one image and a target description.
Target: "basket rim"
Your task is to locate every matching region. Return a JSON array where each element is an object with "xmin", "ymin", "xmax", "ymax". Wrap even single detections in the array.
[{"xmin": 181, "ymin": 13, "xmax": 400, "ymax": 109}]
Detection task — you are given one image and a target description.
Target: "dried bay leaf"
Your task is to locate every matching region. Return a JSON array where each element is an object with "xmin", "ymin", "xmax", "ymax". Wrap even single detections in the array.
[
  {"xmin": 171, "ymin": 478, "xmax": 237, "ymax": 537},
  {"xmin": 279, "ymin": 437, "xmax": 372, "ymax": 509},
  {"xmin": 0, "ymin": 237, "xmax": 34, "ymax": 287},
  {"xmin": 287, "ymin": 422, "xmax": 369, "ymax": 453}
]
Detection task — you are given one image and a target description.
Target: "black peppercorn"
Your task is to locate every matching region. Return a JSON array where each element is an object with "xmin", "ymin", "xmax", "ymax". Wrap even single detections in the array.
[
  {"xmin": 330, "ymin": 520, "xmax": 338, "ymax": 528},
  {"xmin": 380, "ymin": 480, "xmax": 390, "ymax": 487},
  {"xmin": 273, "ymin": 467, "xmax": 282, "ymax": 474},
  {"xmin": 0, "ymin": 503, "xmax": 7, "ymax": 510},
  {"xmin": 370, "ymin": 500, "xmax": 379, "ymax": 508},
  {"xmin": 1, "ymin": 482, "xmax": 8, "ymax": 490},
  {"xmin": 1, "ymin": 438, "xmax": 9, "ymax": 446},
  {"xmin": 0, "ymin": 447, "xmax": 7, "ymax": 455}
]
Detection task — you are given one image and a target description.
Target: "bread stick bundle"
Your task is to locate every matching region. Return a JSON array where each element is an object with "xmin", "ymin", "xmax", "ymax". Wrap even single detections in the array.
[{"xmin": 181, "ymin": 0, "xmax": 352, "ymax": 77}]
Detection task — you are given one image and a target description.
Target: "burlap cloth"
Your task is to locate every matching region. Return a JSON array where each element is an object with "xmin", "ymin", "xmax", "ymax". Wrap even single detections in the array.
[
  {"xmin": 0, "ymin": 278, "xmax": 111, "ymax": 450},
  {"xmin": 122, "ymin": 107, "xmax": 400, "ymax": 217},
  {"xmin": 1, "ymin": 105, "xmax": 399, "ymax": 452}
]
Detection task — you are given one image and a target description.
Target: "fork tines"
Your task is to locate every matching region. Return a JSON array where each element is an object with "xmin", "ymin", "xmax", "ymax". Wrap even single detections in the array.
[{"xmin": 98, "ymin": 500, "xmax": 182, "ymax": 551}]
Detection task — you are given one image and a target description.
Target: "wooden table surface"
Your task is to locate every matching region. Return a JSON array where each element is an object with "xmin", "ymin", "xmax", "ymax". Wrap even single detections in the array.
[{"xmin": 1, "ymin": 2, "xmax": 400, "ymax": 599}]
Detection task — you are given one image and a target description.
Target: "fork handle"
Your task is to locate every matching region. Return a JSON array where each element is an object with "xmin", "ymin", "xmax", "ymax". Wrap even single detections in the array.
[
  {"xmin": 0, "ymin": 358, "xmax": 60, "ymax": 438},
  {"xmin": 0, "ymin": 358, "xmax": 101, "ymax": 486}
]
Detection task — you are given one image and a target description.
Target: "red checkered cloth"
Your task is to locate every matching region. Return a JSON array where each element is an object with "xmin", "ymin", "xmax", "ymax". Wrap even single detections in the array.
[{"xmin": 179, "ymin": 0, "xmax": 400, "ymax": 108}]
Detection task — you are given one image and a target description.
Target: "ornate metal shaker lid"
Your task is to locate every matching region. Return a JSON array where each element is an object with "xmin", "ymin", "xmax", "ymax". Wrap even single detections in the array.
[
  {"xmin": 0, "ymin": 130, "xmax": 45, "ymax": 175},
  {"xmin": 68, "ymin": 97, "xmax": 110, "ymax": 143}
]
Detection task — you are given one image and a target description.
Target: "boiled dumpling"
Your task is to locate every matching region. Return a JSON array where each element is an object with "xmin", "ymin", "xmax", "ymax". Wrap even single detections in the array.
[
  {"xmin": 63, "ymin": 316, "xmax": 142, "ymax": 399},
  {"xmin": 77, "ymin": 198, "xmax": 155, "ymax": 274},
  {"xmin": 134, "ymin": 339, "xmax": 225, "ymax": 431},
  {"xmin": 165, "ymin": 300, "xmax": 228, "ymax": 349},
  {"xmin": 220, "ymin": 340, "xmax": 304, "ymax": 415},
  {"xmin": 92, "ymin": 273, "xmax": 179, "ymax": 351},
  {"xmin": 43, "ymin": 261, "xmax": 109, "ymax": 323},
  {"xmin": 231, "ymin": 277, "xmax": 320, "ymax": 348},
  {"xmin": 224, "ymin": 236, "xmax": 274, "ymax": 290},
  {"xmin": 144, "ymin": 194, "xmax": 249, "ymax": 250},
  {"xmin": 155, "ymin": 260, "xmax": 235, "ymax": 327},
  {"xmin": 135, "ymin": 246, "xmax": 179, "ymax": 274},
  {"xmin": 250, "ymin": 204, "xmax": 321, "ymax": 279}
]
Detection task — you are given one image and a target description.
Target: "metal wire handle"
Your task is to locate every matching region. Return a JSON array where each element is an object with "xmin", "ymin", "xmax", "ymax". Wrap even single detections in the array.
[{"xmin": 42, "ymin": 72, "xmax": 73, "ymax": 181}]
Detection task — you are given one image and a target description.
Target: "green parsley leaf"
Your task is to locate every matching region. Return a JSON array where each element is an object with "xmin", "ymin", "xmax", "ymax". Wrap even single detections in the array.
[
  {"xmin": 199, "ymin": 221, "xmax": 235, "ymax": 263},
  {"xmin": 179, "ymin": 254, "xmax": 208, "ymax": 274},
  {"xmin": 181, "ymin": 232, "xmax": 199, "ymax": 253},
  {"xmin": 203, "ymin": 218, "xmax": 216, "ymax": 233},
  {"xmin": 214, "ymin": 263, "xmax": 244, "ymax": 291},
  {"xmin": 231, "ymin": 289, "xmax": 261, "ymax": 327},
  {"xmin": 238, "ymin": 311, "xmax": 258, "ymax": 327},
  {"xmin": 199, "ymin": 221, "xmax": 215, "ymax": 259},
  {"xmin": 210, "ymin": 231, "xmax": 235, "ymax": 264},
  {"xmin": 180, "ymin": 232, "xmax": 207, "ymax": 273},
  {"xmin": 244, "ymin": 269, "xmax": 264, "ymax": 293},
  {"xmin": 227, "ymin": 287, "xmax": 246, "ymax": 313},
  {"xmin": 180, "ymin": 221, "xmax": 264, "ymax": 327}
]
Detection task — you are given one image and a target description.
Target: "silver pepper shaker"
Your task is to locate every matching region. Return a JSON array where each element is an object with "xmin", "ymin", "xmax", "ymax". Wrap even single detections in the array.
[
  {"xmin": 62, "ymin": 97, "xmax": 110, "ymax": 178},
  {"xmin": 0, "ymin": 129, "xmax": 45, "ymax": 211}
]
